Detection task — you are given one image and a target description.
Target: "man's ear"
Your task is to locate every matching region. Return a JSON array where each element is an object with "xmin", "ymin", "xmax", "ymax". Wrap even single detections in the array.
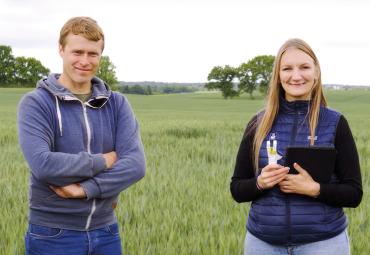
[{"xmin": 58, "ymin": 45, "xmax": 64, "ymax": 57}]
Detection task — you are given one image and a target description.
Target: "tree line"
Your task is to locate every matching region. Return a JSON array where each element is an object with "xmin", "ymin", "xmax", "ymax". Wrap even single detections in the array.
[
  {"xmin": 2, "ymin": 44, "xmax": 275, "ymax": 97},
  {"xmin": 0, "ymin": 45, "xmax": 50, "ymax": 87},
  {"xmin": 205, "ymin": 55, "xmax": 275, "ymax": 99},
  {"xmin": 118, "ymin": 84, "xmax": 198, "ymax": 95}
]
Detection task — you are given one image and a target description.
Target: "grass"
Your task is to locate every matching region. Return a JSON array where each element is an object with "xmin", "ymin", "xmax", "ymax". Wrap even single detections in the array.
[{"xmin": 0, "ymin": 88, "xmax": 369, "ymax": 254}]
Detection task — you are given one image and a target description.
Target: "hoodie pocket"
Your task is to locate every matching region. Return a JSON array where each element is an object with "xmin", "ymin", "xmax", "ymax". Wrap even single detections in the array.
[
  {"xmin": 31, "ymin": 191, "xmax": 92, "ymax": 216},
  {"xmin": 94, "ymin": 196, "xmax": 118, "ymax": 216}
]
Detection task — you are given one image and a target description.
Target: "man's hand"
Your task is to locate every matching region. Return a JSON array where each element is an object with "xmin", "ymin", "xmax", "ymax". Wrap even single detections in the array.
[
  {"xmin": 103, "ymin": 151, "xmax": 117, "ymax": 169},
  {"xmin": 50, "ymin": 183, "xmax": 87, "ymax": 199}
]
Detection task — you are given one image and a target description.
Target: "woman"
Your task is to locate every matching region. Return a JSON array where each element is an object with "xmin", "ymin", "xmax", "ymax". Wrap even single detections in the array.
[{"xmin": 230, "ymin": 38, "xmax": 362, "ymax": 255}]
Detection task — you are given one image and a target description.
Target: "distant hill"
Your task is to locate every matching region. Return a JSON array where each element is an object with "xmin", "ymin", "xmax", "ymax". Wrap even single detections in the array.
[
  {"xmin": 119, "ymin": 81, "xmax": 205, "ymax": 88},
  {"xmin": 324, "ymin": 84, "xmax": 370, "ymax": 90}
]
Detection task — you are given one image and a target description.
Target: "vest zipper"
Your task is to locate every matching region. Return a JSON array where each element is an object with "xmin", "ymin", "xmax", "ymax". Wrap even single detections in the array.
[
  {"xmin": 286, "ymin": 108, "xmax": 299, "ymax": 244},
  {"xmin": 81, "ymin": 103, "xmax": 96, "ymax": 230}
]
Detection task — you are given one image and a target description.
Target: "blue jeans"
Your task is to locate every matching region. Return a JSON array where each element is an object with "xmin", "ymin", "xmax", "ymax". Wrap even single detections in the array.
[
  {"xmin": 25, "ymin": 223, "xmax": 122, "ymax": 255},
  {"xmin": 244, "ymin": 230, "xmax": 350, "ymax": 255}
]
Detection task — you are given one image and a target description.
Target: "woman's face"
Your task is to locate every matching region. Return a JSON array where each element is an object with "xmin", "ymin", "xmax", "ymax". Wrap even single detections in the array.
[{"xmin": 279, "ymin": 48, "xmax": 317, "ymax": 101}]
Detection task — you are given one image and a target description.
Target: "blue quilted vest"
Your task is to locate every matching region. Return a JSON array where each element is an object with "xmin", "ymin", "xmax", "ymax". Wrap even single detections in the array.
[{"xmin": 247, "ymin": 97, "xmax": 347, "ymax": 245}]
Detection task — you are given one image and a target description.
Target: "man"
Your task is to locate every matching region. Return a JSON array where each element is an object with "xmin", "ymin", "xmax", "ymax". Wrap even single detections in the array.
[{"xmin": 18, "ymin": 16, "xmax": 146, "ymax": 255}]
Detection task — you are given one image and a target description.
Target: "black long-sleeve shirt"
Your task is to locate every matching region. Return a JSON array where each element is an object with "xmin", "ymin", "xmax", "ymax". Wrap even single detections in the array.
[{"xmin": 230, "ymin": 115, "xmax": 363, "ymax": 208}]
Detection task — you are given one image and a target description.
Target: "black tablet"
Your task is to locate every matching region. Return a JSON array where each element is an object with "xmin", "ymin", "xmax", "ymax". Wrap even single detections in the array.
[{"xmin": 284, "ymin": 146, "xmax": 337, "ymax": 183}]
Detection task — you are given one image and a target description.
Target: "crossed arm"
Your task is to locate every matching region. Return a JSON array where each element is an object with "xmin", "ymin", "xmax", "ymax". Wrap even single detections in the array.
[
  {"xmin": 50, "ymin": 99, "xmax": 145, "ymax": 200},
  {"xmin": 18, "ymin": 93, "xmax": 146, "ymax": 200},
  {"xmin": 50, "ymin": 151, "xmax": 117, "ymax": 198}
]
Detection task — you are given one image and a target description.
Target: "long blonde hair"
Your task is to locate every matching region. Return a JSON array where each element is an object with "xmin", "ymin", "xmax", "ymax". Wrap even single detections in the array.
[{"xmin": 253, "ymin": 38, "xmax": 327, "ymax": 173}]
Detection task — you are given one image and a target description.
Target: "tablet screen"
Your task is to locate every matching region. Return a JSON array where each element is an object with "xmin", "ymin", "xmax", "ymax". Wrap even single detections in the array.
[{"xmin": 284, "ymin": 146, "xmax": 337, "ymax": 183}]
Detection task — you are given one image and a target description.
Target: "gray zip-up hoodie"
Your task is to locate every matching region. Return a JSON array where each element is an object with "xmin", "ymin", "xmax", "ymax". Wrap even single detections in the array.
[{"xmin": 18, "ymin": 74, "xmax": 146, "ymax": 231}]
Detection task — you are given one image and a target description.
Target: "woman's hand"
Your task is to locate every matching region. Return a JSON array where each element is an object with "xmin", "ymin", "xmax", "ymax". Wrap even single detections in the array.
[
  {"xmin": 279, "ymin": 163, "xmax": 320, "ymax": 197},
  {"xmin": 257, "ymin": 163, "xmax": 290, "ymax": 190}
]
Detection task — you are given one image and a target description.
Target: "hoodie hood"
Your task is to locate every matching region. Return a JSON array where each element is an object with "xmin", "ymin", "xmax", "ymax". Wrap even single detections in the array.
[
  {"xmin": 37, "ymin": 73, "xmax": 111, "ymax": 105},
  {"xmin": 37, "ymin": 73, "xmax": 112, "ymax": 137}
]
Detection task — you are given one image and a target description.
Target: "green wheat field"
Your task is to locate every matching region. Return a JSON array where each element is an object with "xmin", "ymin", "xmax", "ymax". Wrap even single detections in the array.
[{"xmin": 0, "ymin": 88, "xmax": 369, "ymax": 254}]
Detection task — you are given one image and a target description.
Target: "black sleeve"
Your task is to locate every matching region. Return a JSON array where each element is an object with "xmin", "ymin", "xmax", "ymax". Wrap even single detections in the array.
[
  {"xmin": 316, "ymin": 115, "xmax": 363, "ymax": 207},
  {"xmin": 230, "ymin": 115, "xmax": 266, "ymax": 203}
]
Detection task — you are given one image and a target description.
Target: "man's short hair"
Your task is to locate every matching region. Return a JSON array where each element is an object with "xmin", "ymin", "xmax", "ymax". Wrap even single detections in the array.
[{"xmin": 59, "ymin": 16, "xmax": 105, "ymax": 51}]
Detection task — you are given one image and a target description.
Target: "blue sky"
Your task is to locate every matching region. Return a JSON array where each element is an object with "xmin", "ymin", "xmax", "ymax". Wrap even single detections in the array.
[{"xmin": 1, "ymin": 0, "xmax": 370, "ymax": 85}]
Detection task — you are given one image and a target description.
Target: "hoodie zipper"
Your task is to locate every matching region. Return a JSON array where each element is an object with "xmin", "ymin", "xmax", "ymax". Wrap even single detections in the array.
[
  {"xmin": 81, "ymin": 102, "xmax": 96, "ymax": 230},
  {"xmin": 82, "ymin": 104, "xmax": 92, "ymax": 154}
]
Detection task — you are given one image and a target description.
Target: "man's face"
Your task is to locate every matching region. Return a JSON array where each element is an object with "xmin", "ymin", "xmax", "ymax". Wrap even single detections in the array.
[{"xmin": 59, "ymin": 33, "xmax": 103, "ymax": 88}]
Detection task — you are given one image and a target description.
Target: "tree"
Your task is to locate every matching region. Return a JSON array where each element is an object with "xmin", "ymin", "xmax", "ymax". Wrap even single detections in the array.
[
  {"xmin": 205, "ymin": 65, "xmax": 239, "ymax": 99},
  {"xmin": 238, "ymin": 62, "xmax": 256, "ymax": 98},
  {"xmin": 239, "ymin": 55, "xmax": 275, "ymax": 96},
  {"xmin": 97, "ymin": 56, "xmax": 118, "ymax": 90},
  {"xmin": 13, "ymin": 56, "xmax": 50, "ymax": 87},
  {"xmin": 130, "ymin": 84, "xmax": 146, "ymax": 94},
  {"xmin": 120, "ymin": 85, "xmax": 130, "ymax": 94},
  {"xmin": 0, "ymin": 45, "xmax": 15, "ymax": 85},
  {"xmin": 145, "ymin": 85, "xmax": 153, "ymax": 95},
  {"xmin": 1, "ymin": 45, "xmax": 50, "ymax": 87}
]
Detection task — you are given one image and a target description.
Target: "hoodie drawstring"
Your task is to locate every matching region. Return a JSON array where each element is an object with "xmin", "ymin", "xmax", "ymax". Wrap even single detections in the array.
[{"xmin": 55, "ymin": 96, "xmax": 63, "ymax": 136}]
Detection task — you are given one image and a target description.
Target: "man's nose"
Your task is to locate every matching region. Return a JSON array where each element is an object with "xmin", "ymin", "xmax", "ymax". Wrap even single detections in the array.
[{"xmin": 79, "ymin": 55, "xmax": 89, "ymax": 66}]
